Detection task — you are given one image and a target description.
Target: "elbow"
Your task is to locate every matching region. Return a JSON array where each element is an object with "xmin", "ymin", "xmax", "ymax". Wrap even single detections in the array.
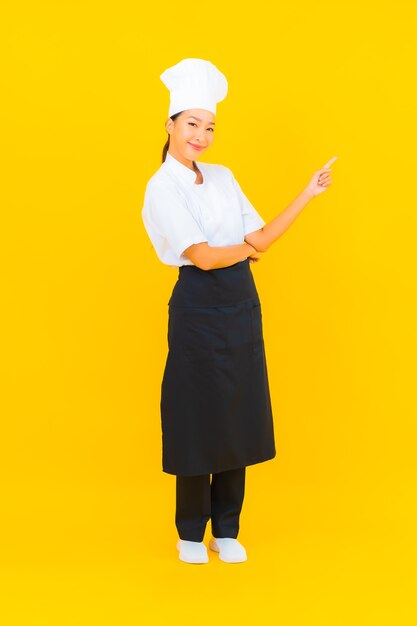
[
  {"xmin": 186, "ymin": 251, "xmax": 212, "ymax": 271},
  {"xmin": 245, "ymin": 230, "xmax": 268, "ymax": 253},
  {"xmin": 248, "ymin": 241, "xmax": 268, "ymax": 254},
  {"xmin": 182, "ymin": 242, "xmax": 212, "ymax": 270},
  {"xmin": 196, "ymin": 258, "xmax": 212, "ymax": 271}
]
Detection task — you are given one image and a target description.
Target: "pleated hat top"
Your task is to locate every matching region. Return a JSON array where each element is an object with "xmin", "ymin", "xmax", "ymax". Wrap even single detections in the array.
[{"xmin": 160, "ymin": 57, "xmax": 228, "ymax": 117}]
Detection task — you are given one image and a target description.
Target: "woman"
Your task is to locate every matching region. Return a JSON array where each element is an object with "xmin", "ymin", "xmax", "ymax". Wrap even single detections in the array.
[{"xmin": 142, "ymin": 58, "xmax": 337, "ymax": 564}]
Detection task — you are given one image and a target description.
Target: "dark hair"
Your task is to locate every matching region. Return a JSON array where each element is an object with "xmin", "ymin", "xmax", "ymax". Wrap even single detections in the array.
[{"xmin": 162, "ymin": 111, "xmax": 184, "ymax": 163}]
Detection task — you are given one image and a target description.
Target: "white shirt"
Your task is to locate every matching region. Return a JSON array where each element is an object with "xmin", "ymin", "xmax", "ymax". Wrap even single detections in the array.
[{"xmin": 141, "ymin": 151, "xmax": 266, "ymax": 267}]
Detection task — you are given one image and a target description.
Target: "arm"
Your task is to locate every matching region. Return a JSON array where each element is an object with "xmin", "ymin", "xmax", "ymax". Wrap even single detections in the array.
[
  {"xmin": 244, "ymin": 189, "xmax": 314, "ymax": 252},
  {"xmin": 243, "ymin": 156, "xmax": 337, "ymax": 252},
  {"xmin": 183, "ymin": 241, "xmax": 257, "ymax": 271}
]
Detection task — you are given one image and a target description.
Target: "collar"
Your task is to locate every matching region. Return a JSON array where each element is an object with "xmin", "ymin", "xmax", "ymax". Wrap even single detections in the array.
[{"xmin": 164, "ymin": 151, "xmax": 201, "ymax": 185}]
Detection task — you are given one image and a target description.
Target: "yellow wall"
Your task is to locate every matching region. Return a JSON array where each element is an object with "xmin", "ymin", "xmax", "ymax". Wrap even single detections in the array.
[{"xmin": 1, "ymin": 1, "xmax": 416, "ymax": 624}]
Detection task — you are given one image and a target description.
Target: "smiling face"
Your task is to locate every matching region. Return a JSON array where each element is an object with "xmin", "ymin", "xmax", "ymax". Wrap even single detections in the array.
[{"xmin": 165, "ymin": 108, "xmax": 215, "ymax": 167}]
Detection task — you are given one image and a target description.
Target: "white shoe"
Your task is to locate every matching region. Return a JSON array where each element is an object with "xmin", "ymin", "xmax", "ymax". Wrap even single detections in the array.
[
  {"xmin": 209, "ymin": 536, "xmax": 247, "ymax": 563},
  {"xmin": 176, "ymin": 539, "xmax": 209, "ymax": 564}
]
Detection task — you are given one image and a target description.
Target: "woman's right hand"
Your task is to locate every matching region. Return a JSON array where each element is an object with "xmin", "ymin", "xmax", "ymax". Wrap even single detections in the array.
[{"xmin": 248, "ymin": 251, "xmax": 263, "ymax": 263}]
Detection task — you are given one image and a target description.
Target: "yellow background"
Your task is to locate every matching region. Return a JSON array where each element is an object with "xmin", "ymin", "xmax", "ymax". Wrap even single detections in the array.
[{"xmin": 1, "ymin": 1, "xmax": 416, "ymax": 624}]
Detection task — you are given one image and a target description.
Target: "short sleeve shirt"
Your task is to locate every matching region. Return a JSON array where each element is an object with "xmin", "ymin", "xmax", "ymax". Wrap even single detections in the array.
[{"xmin": 141, "ymin": 151, "xmax": 266, "ymax": 267}]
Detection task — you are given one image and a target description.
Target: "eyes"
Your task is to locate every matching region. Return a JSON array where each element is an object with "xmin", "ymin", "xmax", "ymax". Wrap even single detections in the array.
[{"xmin": 188, "ymin": 122, "xmax": 214, "ymax": 132}]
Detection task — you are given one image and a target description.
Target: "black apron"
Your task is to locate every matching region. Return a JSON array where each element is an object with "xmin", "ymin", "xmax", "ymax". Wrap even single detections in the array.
[{"xmin": 160, "ymin": 258, "xmax": 276, "ymax": 476}]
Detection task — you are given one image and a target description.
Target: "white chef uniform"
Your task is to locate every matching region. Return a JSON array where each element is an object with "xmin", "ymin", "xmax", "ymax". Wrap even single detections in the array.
[{"xmin": 141, "ymin": 151, "xmax": 266, "ymax": 267}]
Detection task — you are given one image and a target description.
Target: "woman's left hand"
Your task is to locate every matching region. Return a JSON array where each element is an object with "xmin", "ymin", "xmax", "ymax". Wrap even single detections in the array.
[{"xmin": 304, "ymin": 155, "xmax": 338, "ymax": 197}]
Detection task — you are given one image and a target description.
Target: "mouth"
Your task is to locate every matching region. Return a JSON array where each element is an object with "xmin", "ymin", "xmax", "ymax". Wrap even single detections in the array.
[{"xmin": 188, "ymin": 143, "xmax": 205, "ymax": 151}]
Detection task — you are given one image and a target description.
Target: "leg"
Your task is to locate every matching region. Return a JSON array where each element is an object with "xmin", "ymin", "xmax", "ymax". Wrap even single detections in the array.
[
  {"xmin": 210, "ymin": 466, "xmax": 246, "ymax": 539},
  {"xmin": 175, "ymin": 473, "xmax": 211, "ymax": 542}
]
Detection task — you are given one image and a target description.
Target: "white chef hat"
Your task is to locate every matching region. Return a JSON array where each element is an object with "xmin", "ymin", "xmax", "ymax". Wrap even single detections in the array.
[{"xmin": 160, "ymin": 57, "xmax": 228, "ymax": 118}]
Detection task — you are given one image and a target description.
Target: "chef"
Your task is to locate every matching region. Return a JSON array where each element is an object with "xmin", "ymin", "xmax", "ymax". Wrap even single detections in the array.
[{"xmin": 141, "ymin": 57, "xmax": 336, "ymax": 564}]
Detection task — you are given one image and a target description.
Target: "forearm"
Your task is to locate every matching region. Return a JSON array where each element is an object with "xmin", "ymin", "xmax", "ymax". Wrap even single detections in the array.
[
  {"xmin": 207, "ymin": 242, "xmax": 256, "ymax": 269},
  {"xmin": 245, "ymin": 188, "xmax": 314, "ymax": 252}
]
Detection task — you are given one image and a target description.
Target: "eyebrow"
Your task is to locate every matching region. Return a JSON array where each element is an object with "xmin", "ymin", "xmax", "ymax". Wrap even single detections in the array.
[{"xmin": 187, "ymin": 115, "xmax": 215, "ymax": 125}]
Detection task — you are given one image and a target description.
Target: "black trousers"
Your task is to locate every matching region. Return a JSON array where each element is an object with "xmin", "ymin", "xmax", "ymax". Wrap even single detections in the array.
[{"xmin": 175, "ymin": 466, "xmax": 246, "ymax": 542}]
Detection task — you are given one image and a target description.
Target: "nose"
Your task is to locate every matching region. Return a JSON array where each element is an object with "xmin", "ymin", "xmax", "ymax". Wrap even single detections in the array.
[{"xmin": 194, "ymin": 128, "xmax": 207, "ymax": 142}]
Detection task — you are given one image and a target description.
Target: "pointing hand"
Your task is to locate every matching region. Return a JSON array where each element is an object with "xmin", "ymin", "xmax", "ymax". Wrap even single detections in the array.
[{"xmin": 305, "ymin": 156, "xmax": 338, "ymax": 197}]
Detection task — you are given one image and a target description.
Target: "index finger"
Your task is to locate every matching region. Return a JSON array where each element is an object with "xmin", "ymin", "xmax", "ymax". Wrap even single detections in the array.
[{"xmin": 323, "ymin": 155, "xmax": 338, "ymax": 169}]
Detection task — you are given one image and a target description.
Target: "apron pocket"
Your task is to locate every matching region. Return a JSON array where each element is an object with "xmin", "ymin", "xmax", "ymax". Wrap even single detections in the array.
[
  {"xmin": 181, "ymin": 307, "xmax": 227, "ymax": 360},
  {"xmin": 251, "ymin": 302, "xmax": 264, "ymax": 353}
]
